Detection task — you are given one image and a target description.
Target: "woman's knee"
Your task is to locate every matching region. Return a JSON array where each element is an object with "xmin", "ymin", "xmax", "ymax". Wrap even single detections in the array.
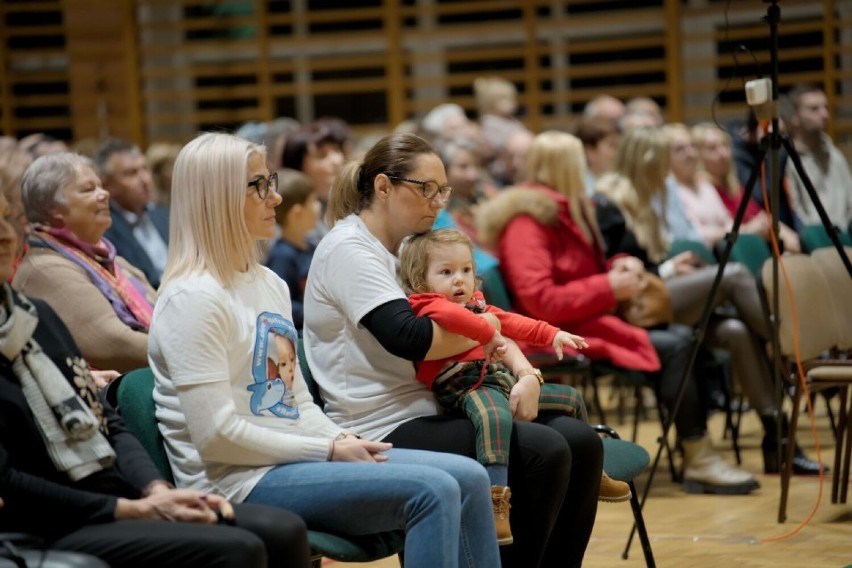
[
  {"xmin": 510, "ymin": 421, "xmax": 572, "ymax": 483},
  {"xmin": 707, "ymin": 317, "xmax": 749, "ymax": 349}
]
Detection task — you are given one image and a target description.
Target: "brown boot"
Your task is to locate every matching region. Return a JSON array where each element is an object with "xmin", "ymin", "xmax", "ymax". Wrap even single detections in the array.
[
  {"xmin": 599, "ymin": 472, "xmax": 631, "ymax": 503},
  {"xmin": 491, "ymin": 485, "xmax": 513, "ymax": 546}
]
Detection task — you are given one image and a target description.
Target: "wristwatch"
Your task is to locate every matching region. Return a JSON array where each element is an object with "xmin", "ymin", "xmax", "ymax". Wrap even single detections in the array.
[{"xmin": 517, "ymin": 367, "xmax": 544, "ymax": 385}]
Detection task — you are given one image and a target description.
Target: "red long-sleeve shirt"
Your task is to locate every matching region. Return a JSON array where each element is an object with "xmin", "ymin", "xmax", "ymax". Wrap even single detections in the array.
[{"xmin": 409, "ymin": 291, "xmax": 559, "ymax": 388}]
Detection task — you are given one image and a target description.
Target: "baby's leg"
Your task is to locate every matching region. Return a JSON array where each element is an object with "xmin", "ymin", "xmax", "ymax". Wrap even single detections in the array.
[{"xmin": 539, "ymin": 383, "xmax": 589, "ymax": 423}]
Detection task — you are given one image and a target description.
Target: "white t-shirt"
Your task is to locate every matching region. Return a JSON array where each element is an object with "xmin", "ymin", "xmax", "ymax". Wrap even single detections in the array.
[
  {"xmin": 304, "ymin": 215, "xmax": 439, "ymax": 441},
  {"xmin": 149, "ymin": 267, "xmax": 344, "ymax": 501}
]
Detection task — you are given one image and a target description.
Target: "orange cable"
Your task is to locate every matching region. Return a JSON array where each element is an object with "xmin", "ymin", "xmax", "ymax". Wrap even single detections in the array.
[{"xmin": 753, "ymin": 157, "xmax": 826, "ymax": 543}]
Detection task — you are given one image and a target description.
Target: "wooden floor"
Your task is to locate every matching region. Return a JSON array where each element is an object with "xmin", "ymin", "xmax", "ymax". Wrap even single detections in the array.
[{"xmin": 323, "ymin": 386, "xmax": 852, "ymax": 567}]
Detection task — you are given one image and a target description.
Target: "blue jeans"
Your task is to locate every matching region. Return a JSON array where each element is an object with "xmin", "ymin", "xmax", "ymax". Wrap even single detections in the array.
[{"xmin": 243, "ymin": 448, "xmax": 499, "ymax": 568}]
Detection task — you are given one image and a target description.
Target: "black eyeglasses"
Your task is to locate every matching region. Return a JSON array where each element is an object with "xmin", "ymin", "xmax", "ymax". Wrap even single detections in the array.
[
  {"xmin": 386, "ymin": 175, "xmax": 453, "ymax": 202},
  {"xmin": 247, "ymin": 172, "xmax": 278, "ymax": 200}
]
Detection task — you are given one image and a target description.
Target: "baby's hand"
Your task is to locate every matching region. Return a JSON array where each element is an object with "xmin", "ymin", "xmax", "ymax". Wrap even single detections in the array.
[
  {"xmin": 483, "ymin": 331, "xmax": 508, "ymax": 363},
  {"xmin": 552, "ymin": 331, "xmax": 588, "ymax": 360}
]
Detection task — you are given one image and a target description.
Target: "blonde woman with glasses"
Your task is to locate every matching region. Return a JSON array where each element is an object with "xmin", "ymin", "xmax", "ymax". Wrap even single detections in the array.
[{"xmin": 149, "ymin": 132, "xmax": 500, "ymax": 568}]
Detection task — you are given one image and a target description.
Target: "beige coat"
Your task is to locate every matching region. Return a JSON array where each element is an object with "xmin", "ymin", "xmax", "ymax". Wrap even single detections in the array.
[{"xmin": 13, "ymin": 248, "xmax": 156, "ymax": 373}]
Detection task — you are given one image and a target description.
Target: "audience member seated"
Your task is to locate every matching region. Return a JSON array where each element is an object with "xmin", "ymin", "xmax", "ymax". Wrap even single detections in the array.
[
  {"xmin": 582, "ymin": 94, "xmax": 626, "ymax": 124},
  {"xmin": 0, "ymin": 192, "xmax": 312, "ymax": 568},
  {"xmin": 691, "ymin": 122, "xmax": 800, "ymax": 252},
  {"xmin": 729, "ymin": 110, "xmax": 798, "ymax": 231},
  {"xmin": 94, "ymin": 138, "xmax": 168, "ymax": 289},
  {"xmin": 624, "ymin": 96, "xmax": 665, "ymax": 128},
  {"xmin": 574, "ymin": 115, "xmax": 621, "ymax": 195},
  {"xmin": 149, "ymin": 132, "xmax": 501, "ymax": 568},
  {"xmin": 473, "ymin": 77, "xmax": 527, "ymax": 186},
  {"xmin": 478, "ymin": 130, "xmax": 761, "ymax": 495},
  {"xmin": 666, "ymin": 123, "xmax": 766, "ymax": 249},
  {"xmin": 265, "ymin": 169, "xmax": 320, "ymax": 330},
  {"xmin": 594, "ymin": 127, "xmax": 823, "ymax": 476},
  {"xmin": 492, "ymin": 128, "xmax": 534, "ymax": 188},
  {"xmin": 433, "ymin": 137, "xmax": 500, "ymax": 274},
  {"xmin": 280, "ymin": 122, "xmax": 346, "ymax": 246},
  {"xmin": 304, "ymin": 132, "xmax": 603, "ymax": 568},
  {"xmin": 145, "ymin": 142, "xmax": 181, "ymax": 207},
  {"xmin": 783, "ymin": 84, "xmax": 852, "ymax": 230},
  {"xmin": 0, "ymin": 145, "xmax": 33, "ymax": 272},
  {"xmin": 14, "ymin": 153, "xmax": 155, "ymax": 376}
]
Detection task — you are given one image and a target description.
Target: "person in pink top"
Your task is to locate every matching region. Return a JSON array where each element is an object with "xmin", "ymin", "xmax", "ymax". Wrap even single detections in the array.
[{"xmin": 399, "ymin": 228, "xmax": 630, "ymax": 546}]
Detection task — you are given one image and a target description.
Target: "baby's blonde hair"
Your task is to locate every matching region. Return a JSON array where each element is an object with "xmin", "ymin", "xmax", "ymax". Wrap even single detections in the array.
[{"xmin": 399, "ymin": 229, "xmax": 476, "ymax": 294}]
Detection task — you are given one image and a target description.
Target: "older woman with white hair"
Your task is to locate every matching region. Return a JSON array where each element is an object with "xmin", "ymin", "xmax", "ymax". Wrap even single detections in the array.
[{"xmin": 13, "ymin": 153, "xmax": 155, "ymax": 376}]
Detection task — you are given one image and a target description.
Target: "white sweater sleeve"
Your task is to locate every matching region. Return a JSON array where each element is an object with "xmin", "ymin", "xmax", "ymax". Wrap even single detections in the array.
[{"xmin": 176, "ymin": 380, "xmax": 334, "ymax": 466}]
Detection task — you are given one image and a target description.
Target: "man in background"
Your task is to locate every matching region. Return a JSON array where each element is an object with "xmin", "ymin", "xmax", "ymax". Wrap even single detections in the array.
[
  {"xmin": 95, "ymin": 138, "xmax": 168, "ymax": 288},
  {"xmin": 784, "ymin": 84, "xmax": 852, "ymax": 231}
]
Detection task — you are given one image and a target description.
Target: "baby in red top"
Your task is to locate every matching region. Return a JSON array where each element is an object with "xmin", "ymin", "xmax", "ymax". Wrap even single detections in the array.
[{"xmin": 399, "ymin": 229, "xmax": 630, "ymax": 545}]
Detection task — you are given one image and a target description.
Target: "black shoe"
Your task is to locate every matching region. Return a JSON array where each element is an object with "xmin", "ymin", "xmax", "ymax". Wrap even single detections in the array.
[
  {"xmin": 760, "ymin": 413, "xmax": 828, "ymax": 476},
  {"xmin": 762, "ymin": 442, "xmax": 828, "ymax": 475}
]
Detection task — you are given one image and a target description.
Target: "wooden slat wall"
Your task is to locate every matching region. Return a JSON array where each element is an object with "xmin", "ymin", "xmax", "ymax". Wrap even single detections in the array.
[
  {"xmin": 1, "ymin": 0, "xmax": 72, "ymax": 140},
  {"xmin": 1, "ymin": 0, "xmax": 849, "ymax": 161}
]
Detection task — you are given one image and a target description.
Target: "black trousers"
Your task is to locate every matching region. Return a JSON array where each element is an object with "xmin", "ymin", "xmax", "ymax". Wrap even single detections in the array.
[
  {"xmin": 384, "ymin": 413, "xmax": 602, "ymax": 568},
  {"xmin": 648, "ymin": 324, "xmax": 707, "ymax": 439},
  {"xmin": 50, "ymin": 503, "xmax": 311, "ymax": 568}
]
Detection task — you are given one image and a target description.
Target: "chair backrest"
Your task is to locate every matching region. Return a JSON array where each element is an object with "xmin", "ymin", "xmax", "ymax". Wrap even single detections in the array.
[
  {"xmin": 728, "ymin": 233, "xmax": 771, "ymax": 276},
  {"xmin": 811, "ymin": 246, "xmax": 852, "ymax": 350},
  {"xmin": 297, "ymin": 337, "xmax": 324, "ymax": 409},
  {"xmin": 116, "ymin": 368, "xmax": 174, "ymax": 483},
  {"xmin": 761, "ymin": 254, "xmax": 840, "ymax": 360},
  {"xmin": 668, "ymin": 239, "xmax": 716, "ymax": 266},
  {"xmin": 478, "ymin": 266, "xmax": 513, "ymax": 312}
]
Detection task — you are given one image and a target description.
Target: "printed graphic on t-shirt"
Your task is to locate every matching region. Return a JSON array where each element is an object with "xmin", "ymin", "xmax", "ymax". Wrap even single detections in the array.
[{"xmin": 247, "ymin": 312, "xmax": 300, "ymax": 419}]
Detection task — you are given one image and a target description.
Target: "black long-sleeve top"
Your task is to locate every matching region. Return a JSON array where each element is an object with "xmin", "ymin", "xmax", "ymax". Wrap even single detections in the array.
[{"xmin": 0, "ymin": 293, "xmax": 162, "ymax": 541}]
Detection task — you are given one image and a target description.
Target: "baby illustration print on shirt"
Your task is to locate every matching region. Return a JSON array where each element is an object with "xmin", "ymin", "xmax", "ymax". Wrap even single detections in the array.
[{"xmin": 247, "ymin": 312, "xmax": 300, "ymax": 419}]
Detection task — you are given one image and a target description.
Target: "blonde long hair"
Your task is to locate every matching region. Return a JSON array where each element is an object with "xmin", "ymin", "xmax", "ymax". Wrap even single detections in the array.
[
  {"xmin": 162, "ymin": 132, "xmax": 266, "ymax": 289},
  {"xmin": 691, "ymin": 122, "xmax": 740, "ymax": 197},
  {"xmin": 595, "ymin": 127, "xmax": 670, "ymax": 263},
  {"xmin": 526, "ymin": 131, "xmax": 602, "ymax": 245}
]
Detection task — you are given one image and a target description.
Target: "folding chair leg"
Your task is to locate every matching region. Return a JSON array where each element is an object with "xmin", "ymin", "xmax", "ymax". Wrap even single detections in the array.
[
  {"xmin": 623, "ymin": 481, "xmax": 656, "ymax": 568},
  {"xmin": 778, "ymin": 381, "xmax": 803, "ymax": 523},
  {"xmin": 832, "ymin": 386, "xmax": 848, "ymax": 503},
  {"xmin": 839, "ymin": 386, "xmax": 851, "ymax": 504}
]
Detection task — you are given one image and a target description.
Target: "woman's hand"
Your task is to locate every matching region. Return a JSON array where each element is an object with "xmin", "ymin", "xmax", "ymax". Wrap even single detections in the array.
[
  {"xmin": 778, "ymin": 223, "xmax": 801, "ymax": 253},
  {"xmin": 607, "ymin": 267, "xmax": 640, "ymax": 300},
  {"xmin": 483, "ymin": 331, "xmax": 508, "ymax": 363},
  {"xmin": 115, "ymin": 488, "xmax": 221, "ymax": 523},
  {"xmin": 670, "ymin": 251, "xmax": 699, "ymax": 275},
  {"xmin": 330, "ymin": 438, "xmax": 392, "ymax": 463},
  {"xmin": 552, "ymin": 331, "xmax": 587, "ymax": 360},
  {"xmin": 90, "ymin": 369, "xmax": 121, "ymax": 388},
  {"xmin": 509, "ymin": 375, "xmax": 540, "ymax": 421},
  {"xmin": 611, "ymin": 256, "xmax": 644, "ymax": 276}
]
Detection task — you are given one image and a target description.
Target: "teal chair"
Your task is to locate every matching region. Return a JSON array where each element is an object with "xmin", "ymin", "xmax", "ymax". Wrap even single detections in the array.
[
  {"xmin": 115, "ymin": 368, "xmax": 405, "ymax": 568},
  {"xmin": 668, "ymin": 239, "xmax": 716, "ymax": 266},
  {"xmin": 594, "ymin": 425, "xmax": 655, "ymax": 568},
  {"xmin": 799, "ymin": 224, "xmax": 852, "ymax": 252},
  {"xmin": 727, "ymin": 233, "xmax": 772, "ymax": 277}
]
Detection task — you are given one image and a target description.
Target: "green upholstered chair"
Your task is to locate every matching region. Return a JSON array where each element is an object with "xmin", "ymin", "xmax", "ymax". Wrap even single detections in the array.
[
  {"xmin": 728, "ymin": 233, "xmax": 772, "ymax": 277},
  {"xmin": 594, "ymin": 425, "xmax": 656, "ymax": 568},
  {"xmin": 668, "ymin": 239, "xmax": 716, "ymax": 266},
  {"xmin": 295, "ymin": 342, "xmax": 407, "ymax": 564},
  {"xmin": 115, "ymin": 368, "xmax": 405, "ymax": 568},
  {"xmin": 800, "ymin": 224, "xmax": 852, "ymax": 253}
]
